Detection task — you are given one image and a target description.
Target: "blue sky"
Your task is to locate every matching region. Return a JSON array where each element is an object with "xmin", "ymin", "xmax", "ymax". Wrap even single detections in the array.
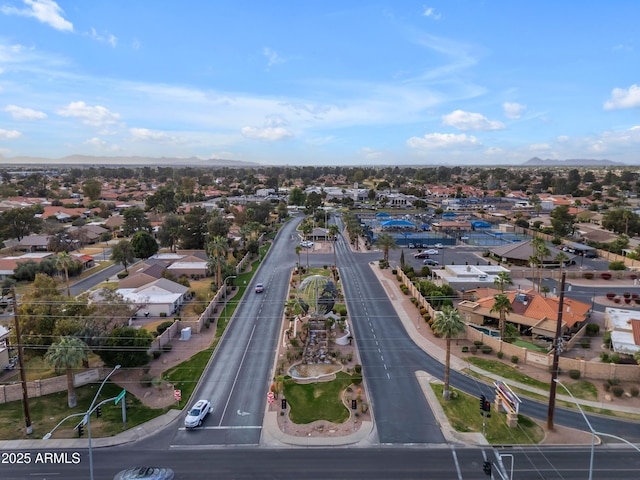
[{"xmin": 1, "ymin": 1, "xmax": 639, "ymax": 166}]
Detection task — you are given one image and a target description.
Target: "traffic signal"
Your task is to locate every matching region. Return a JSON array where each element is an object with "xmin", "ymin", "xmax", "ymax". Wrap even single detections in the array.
[
  {"xmin": 281, "ymin": 398, "xmax": 287, "ymax": 410},
  {"xmin": 77, "ymin": 424, "xmax": 84, "ymax": 437},
  {"xmin": 483, "ymin": 400, "xmax": 491, "ymax": 413},
  {"xmin": 479, "ymin": 394, "xmax": 486, "ymax": 411},
  {"xmin": 483, "ymin": 461, "xmax": 492, "ymax": 475},
  {"xmin": 351, "ymin": 400, "xmax": 357, "ymax": 410},
  {"xmin": 96, "ymin": 405, "xmax": 102, "ymax": 418}
]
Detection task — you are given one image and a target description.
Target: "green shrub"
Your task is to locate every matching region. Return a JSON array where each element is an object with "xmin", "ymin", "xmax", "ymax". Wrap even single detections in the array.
[
  {"xmin": 480, "ymin": 345, "xmax": 493, "ymax": 354},
  {"xmin": 580, "ymin": 339, "xmax": 591, "ymax": 349},
  {"xmin": 469, "ymin": 345, "xmax": 477, "ymax": 354},
  {"xmin": 585, "ymin": 323, "xmax": 600, "ymax": 336},
  {"xmin": 159, "ymin": 312, "xmax": 167, "ymax": 317},
  {"xmin": 143, "ymin": 364, "xmax": 151, "ymax": 374},
  {"xmin": 354, "ymin": 364, "xmax": 362, "ymax": 374},
  {"xmin": 352, "ymin": 374, "xmax": 363, "ymax": 385},
  {"xmin": 497, "ymin": 351, "xmax": 504, "ymax": 359},
  {"xmin": 162, "ymin": 343, "xmax": 173, "ymax": 352},
  {"xmin": 603, "ymin": 332, "xmax": 612, "ymax": 349},
  {"xmin": 511, "ymin": 355, "xmax": 519, "ymax": 364},
  {"xmin": 156, "ymin": 321, "xmax": 174, "ymax": 335},
  {"xmin": 117, "ymin": 271, "xmax": 129, "ymax": 279},
  {"xmin": 631, "ymin": 386, "xmax": 639, "ymax": 397},
  {"xmin": 569, "ymin": 369, "xmax": 581, "ymax": 380},
  {"xmin": 461, "ymin": 346, "xmax": 469, "ymax": 353},
  {"xmin": 473, "ymin": 340, "xmax": 483, "ymax": 346},
  {"xmin": 607, "ymin": 377, "xmax": 621, "ymax": 386},
  {"xmin": 600, "ymin": 352, "xmax": 610, "ymax": 363},
  {"xmin": 612, "ymin": 385, "xmax": 624, "ymax": 397},
  {"xmin": 603, "ymin": 382, "xmax": 611, "ymax": 392},
  {"xmin": 609, "ymin": 261, "xmax": 626, "ymax": 271},
  {"xmin": 152, "ymin": 350, "xmax": 161, "ymax": 359}
]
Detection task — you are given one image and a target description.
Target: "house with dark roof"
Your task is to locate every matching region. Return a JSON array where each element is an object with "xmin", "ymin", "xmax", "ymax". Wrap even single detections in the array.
[
  {"xmin": 489, "ymin": 240, "xmax": 576, "ymax": 267},
  {"xmin": 118, "ymin": 262, "xmax": 167, "ymax": 289}
]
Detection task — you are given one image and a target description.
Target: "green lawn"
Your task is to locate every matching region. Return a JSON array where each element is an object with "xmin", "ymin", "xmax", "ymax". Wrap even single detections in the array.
[
  {"xmin": 431, "ymin": 384, "xmax": 544, "ymax": 444},
  {"xmin": 283, "ymin": 371, "xmax": 356, "ymax": 424},
  {"xmin": 0, "ymin": 382, "xmax": 166, "ymax": 441}
]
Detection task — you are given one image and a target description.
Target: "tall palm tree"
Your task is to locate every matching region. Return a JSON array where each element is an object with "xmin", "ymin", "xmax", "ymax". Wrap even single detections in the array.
[
  {"xmin": 207, "ymin": 236, "xmax": 228, "ymax": 290},
  {"xmin": 431, "ymin": 306, "xmax": 466, "ymax": 401},
  {"xmin": 554, "ymin": 251, "xmax": 568, "ymax": 281},
  {"xmin": 531, "ymin": 237, "xmax": 550, "ymax": 292},
  {"xmin": 493, "ymin": 271, "xmax": 513, "ymax": 293},
  {"xmin": 55, "ymin": 252, "xmax": 76, "ymax": 297},
  {"xmin": 374, "ymin": 232, "xmax": 397, "ymax": 263},
  {"xmin": 490, "ymin": 294, "xmax": 513, "ymax": 340},
  {"xmin": 301, "ymin": 219, "xmax": 313, "ymax": 268},
  {"xmin": 295, "ymin": 244, "xmax": 302, "ymax": 280},
  {"xmin": 44, "ymin": 337, "xmax": 88, "ymax": 408},
  {"xmin": 328, "ymin": 223, "xmax": 340, "ymax": 268}
]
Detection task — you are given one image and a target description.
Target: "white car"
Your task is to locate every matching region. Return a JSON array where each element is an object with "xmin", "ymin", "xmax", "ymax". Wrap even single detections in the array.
[
  {"xmin": 300, "ymin": 240, "xmax": 314, "ymax": 248},
  {"xmin": 424, "ymin": 249, "xmax": 439, "ymax": 255},
  {"xmin": 184, "ymin": 399, "xmax": 212, "ymax": 429},
  {"xmin": 434, "ymin": 243, "xmax": 444, "ymax": 248}
]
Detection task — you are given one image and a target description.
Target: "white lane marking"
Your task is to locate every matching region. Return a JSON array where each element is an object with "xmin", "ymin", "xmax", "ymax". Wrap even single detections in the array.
[{"xmin": 219, "ymin": 324, "xmax": 257, "ymax": 424}]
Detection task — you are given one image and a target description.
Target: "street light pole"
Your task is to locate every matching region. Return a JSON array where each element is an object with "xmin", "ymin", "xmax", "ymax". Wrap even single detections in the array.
[
  {"xmin": 223, "ymin": 275, "xmax": 237, "ymax": 322},
  {"xmin": 87, "ymin": 364, "xmax": 120, "ymax": 480}
]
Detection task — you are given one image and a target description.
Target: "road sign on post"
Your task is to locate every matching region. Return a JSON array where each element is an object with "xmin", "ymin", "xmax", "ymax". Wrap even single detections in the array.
[
  {"xmin": 174, "ymin": 389, "xmax": 181, "ymax": 402},
  {"xmin": 114, "ymin": 389, "xmax": 126, "ymax": 405}
]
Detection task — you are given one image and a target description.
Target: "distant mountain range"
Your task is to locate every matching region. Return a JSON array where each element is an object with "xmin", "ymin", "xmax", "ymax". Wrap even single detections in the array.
[
  {"xmin": 0, "ymin": 154, "xmax": 260, "ymax": 168},
  {"xmin": 522, "ymin": 157, "xmax": 625, "ymax": 167}
]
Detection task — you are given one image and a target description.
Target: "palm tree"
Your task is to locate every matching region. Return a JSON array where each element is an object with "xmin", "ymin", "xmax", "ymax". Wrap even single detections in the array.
[
  {"xmin": 55, "ymin": 252, "xmax": 76, "ymax": 297},
  {"xmin": 207, "ymin": 236, "xmax": 228, "ymax": 290},
  {"xmin": 531, "ymin": 237, "xmax": 550, "ymax": 292},
  {"xmin": 44, "ymin": 337, "xmax": 88, "ymax": 408},
  {"xmin": 328, "ymin": 224, "xmax": 340, "ymax": 268},
  {"xmin": 431, "ymin": 306, "xmax": 465, "ymax": 400},
  {"xmin": 374, "ymin": 232, "xmax": 397, "ymax": 263},
  {"xmin": 490, "ymin": 294, "xmax": 513, "ymax": 340},
  {"xmin": 294, "ymin": 244, "xmax": 302, "ymax": 280},
  {"xmin": 301, "ymin": 219, "xmax": 313, "ymax": 268},
  {"xmin": 554, "ymin": 251, "xmax": 568, "ymax": 281},
  {"xmin": 493, "ymin": 271, "xmax": 513, "ymax": 293}
]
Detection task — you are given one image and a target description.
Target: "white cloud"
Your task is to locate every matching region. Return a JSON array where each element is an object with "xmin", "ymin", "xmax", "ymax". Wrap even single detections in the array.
[
  {"xmin": 422, "ymin": 7, "xmax": 441, "ymax": 20},
  {"xmin": 57, "ymin": 101, "xmax": 120, "ymax": 126},
  {"xmin": 263, "ymin": 47, "xmax": 285, "ymax": 68},
  {"xmin": 503, "ymin": 102, "xmax": 526, "ymax": 119},
  {"xmin": 358, "ymin": 147, "xmax": 384, "ymax": 159},
  {"xmin": 132, "ymin": 38, "xmax": 141, "ymax": 50},
  {"xmin": 4, "ymin": 104, "xmax": 47, "ymax": 120},
  {"xmin": 604, "ymin": 84, "xmax": 640, "ymax": 110},
  {"xmin": 1, "ymin": 0, "xmax": 73, "ymax": 32},
  {"xmin": 84, "ymin": 137, "xmax": 105, "ymax": 147},
  {"xmin": 407, "ymin": 132, "xmax": 480, "ymax": 150},
  {"xmin": 87, "ymin": 28, "xmax": 117, "ymax": 48},
  {"xmin": 241, "ymin": 126, "xmax": 293, "ymax": 141},
  {"xmin": 529, "ymin": 143, "xmax": 552, "ymax": 151},
  {"xmin": 441, "ymin": 110, "xmax": 505, "ymax": 131},
  {"xmin": 0, "ymin": 128, "xmax": 21, "ymax": 139},
  {"xmin": 129, "ymin": 127, "xmax": 176, "ymax": 143}
]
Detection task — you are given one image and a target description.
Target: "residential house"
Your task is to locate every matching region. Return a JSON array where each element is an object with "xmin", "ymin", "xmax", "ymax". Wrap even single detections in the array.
[
  {"xmin": 604, "ymin": 307, "xmax": 640, "ymax": 355},
  {"xmin": 458, "ymin": 289, "xmax": 591, "ymax": 338},
  {"xmin": 116, "ymin": 278, "xmax": 189, "ymax": 317},
  {"xmin": 118, "ymin": 262, "xmax": 166, "ymax": 289}
]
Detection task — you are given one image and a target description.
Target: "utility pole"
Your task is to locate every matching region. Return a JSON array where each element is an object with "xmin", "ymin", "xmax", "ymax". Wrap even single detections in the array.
[
  {"xmin": 11, "ymin": 286, "xmax": 32, "ymax": 434},
  {"xmin": 547, "ymin": 271, "xmax": 566, "ymax": 430}
]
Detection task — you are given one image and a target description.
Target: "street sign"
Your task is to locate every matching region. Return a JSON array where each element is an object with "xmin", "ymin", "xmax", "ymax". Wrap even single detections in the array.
[
  {"xmin": 114, "ymin": 389, "xmax": 126, "ymax": 405},
  {"xmin": 174, "ymin": 389, "xmax": 182, "ymax": 401},
  {"xmin": 267, "ymin": 391, "xmax": 275, "ymax": 403}
]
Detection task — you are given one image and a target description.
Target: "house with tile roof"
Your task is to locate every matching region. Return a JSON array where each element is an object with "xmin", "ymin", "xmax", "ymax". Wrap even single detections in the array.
[
  {"xmin": 458, "ymin": 288, "xmax": 591, "ymax": 338},
  {"xmin": 116, "ymin": 277, "xmax": 189, "ymax": 317}
]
